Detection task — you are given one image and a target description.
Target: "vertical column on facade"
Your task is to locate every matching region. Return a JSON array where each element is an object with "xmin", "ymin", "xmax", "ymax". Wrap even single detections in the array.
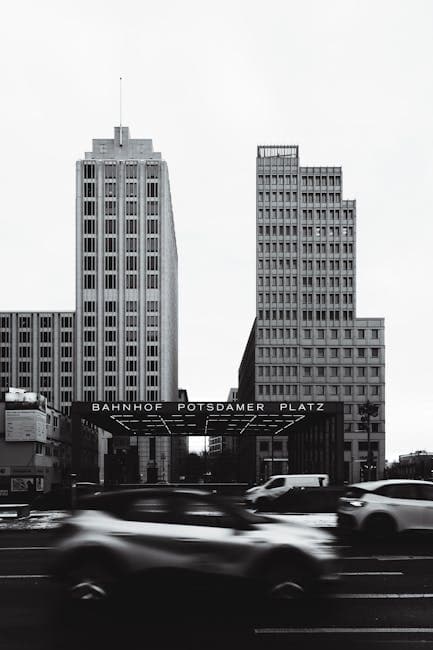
[
  {"xmin": 139, "ymin": 161, "xmax": 146, "ymax": 401},
  {"xmin": 71, "ymin": 406, "xmax": 82, "ymax": 477},
  {"xmin": 97, "ymin": 161, "xmax": 104, "ymax": 401},
  {"xmin": 118, "ymin": 161, "xmax": 125, "ymax": 400}
]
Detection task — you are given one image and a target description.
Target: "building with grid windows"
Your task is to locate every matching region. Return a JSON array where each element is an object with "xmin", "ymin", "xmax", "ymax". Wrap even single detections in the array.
[
  {"xmin": 0, "ymin": 312, "xmax": 75, "ymax": 414},
  {"xmin": 76, "ymin": 126, "xmax": 179, "ymax": 482},
  {"xmin": 238, "ymin": 146, "xmax": 385, "ymax": 484},
  {"xmin": 0, "ymin": 126, "xmax": 180, "ymax": 485}
]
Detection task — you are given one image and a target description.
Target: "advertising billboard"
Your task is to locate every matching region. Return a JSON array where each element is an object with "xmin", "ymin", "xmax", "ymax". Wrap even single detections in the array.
[{"xmin": 5, "ymin": 410, "xmax": 47, "ymax": 442}]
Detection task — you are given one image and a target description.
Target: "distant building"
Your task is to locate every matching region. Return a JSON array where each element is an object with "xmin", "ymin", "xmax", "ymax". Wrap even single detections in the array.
[
  {"xmin": 209, "ymin": 388, "xmax": 239, "ymax": 456},
  {"xmin": 388, "ymin": 450, "xmax": 433, "ymax": 480},
  {"xmin": 238, "ymin": 146, "xmax": 385, "ymax": 483}
]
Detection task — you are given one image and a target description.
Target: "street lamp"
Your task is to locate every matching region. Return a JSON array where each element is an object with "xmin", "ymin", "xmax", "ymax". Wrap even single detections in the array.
[{"xmin": 358, "ymin": 401, "xmax": 379, "ymax": 481}]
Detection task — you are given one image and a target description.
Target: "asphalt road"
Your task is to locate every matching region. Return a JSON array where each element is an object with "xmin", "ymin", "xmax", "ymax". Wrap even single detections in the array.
[{"xmin": 1, "ymin": 530, "xmax": 433, "ymax": 650}]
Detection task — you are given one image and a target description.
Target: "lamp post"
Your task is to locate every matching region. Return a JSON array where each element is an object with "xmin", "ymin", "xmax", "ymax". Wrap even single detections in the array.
[{"xmin": 359, "ymin": 401, "xmax": 379, "ymax": 481}]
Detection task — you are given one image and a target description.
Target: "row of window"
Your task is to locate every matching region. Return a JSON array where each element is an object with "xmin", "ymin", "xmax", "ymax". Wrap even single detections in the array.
[
  {"xmin": 83, "ymin": 300, "xmax": 139, "ymax": 313},
  {"xmin": 301, "ymin": 209, "xmax": 353, "ymax": 220},
  {"xmin": 258, "ymin": 277, "xmax": 354, "ymax": 289},
  {"xmin": 83, "ymin": 162, "xmax": 159, "ymax": 179},
  {"xmin": 258, "ymin": 259, "xmax": 353, "ymax": 271},
  {"xmin": 258, "ymin": 292, "xmax": 356, "ymax": 305},
  {"xmin": 83, "ymin": 226, "xmax": 158, "ymax": 253},
  {"xmin": 2, "ymin": 332, "xmax": 75, "ymax": 345},
  {"xmin": 84, "ymin": 220, "xmax": 160, "ymax": 239},
  {"xmin": 258, "ymin": 365, "xmax": 381, "ymax": 378},
  {"xmin": 83, "ymin": 273, "xmax": 159, "ymax": 290},
  {"xmin": 257, "ymin": 384, "xmax": 381, "ymax": 398},
  {"xmin": 258, "ymin": 192, "xmax": 343, "ymax": 204},
  {"xmin": 257, "ymin": 174, "xmax": 341, "ymax": 187},
  {"xmin": 83, "ymin": 375, "xmax": 158, "ymax": 388},
  {"xmin": 0, "ymin": 316, "xmax": 73, "ymax": 329},
  {"xmin": 83, "ymin": 345, "xmax": 159, "ymax": 357},
  {"xmin": 83, "ymin": 390, "xmax": 159, "ymax": 402}
]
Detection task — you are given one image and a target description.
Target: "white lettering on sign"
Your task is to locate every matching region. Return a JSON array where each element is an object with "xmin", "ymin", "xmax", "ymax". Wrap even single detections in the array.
[
  {"xmin": 279, "ymin": 402, "xmax": 326, "ymax": 413},
  {"xmin": 177, "ymin": 403, "xmax": 264, "ymax": 413}
]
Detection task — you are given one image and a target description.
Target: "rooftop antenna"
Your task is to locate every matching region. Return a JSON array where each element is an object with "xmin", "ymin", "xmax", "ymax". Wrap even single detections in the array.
[{"xmin": 119, "ymin": 76, "xmax": 123, "ymax": 147}]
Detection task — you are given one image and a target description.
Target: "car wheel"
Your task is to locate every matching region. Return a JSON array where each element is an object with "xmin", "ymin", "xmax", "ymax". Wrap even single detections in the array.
[
  {"xmin": 64, "ymin": 558, "xmax": 117, "ymax": 601},
  {"xmin": 264, "ymin": 560, "xmax": 311, "ymax": 599},
  {"xmin": 363, "ymin": 513, "xmax": 396, "ymax": 540}
]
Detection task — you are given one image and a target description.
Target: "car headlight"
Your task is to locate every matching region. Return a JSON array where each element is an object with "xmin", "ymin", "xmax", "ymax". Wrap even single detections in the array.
[{"xmin": 347, "ymin": 499, "xmax": 366, "ymax": 508}]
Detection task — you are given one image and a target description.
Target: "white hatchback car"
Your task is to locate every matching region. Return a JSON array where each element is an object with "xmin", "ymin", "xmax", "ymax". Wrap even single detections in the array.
[
  {"xmin": 338, "ymin": 479, "xmax": 433, "ymax": 537},
  {"xmin": 54, "ymin": 488, "xmax": 339, "ymax": 601}
]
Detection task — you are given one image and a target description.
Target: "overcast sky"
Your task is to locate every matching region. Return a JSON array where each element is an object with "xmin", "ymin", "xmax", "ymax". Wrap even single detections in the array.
[{"xmin": 0, "ymin": 0, "xmax": 432, "ymax": 462}]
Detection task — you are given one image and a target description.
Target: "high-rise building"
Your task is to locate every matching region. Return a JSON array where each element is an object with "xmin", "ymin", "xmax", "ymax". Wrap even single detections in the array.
[
  {"xmin": 0, "ymin": 126, "xmax": 180, "ymax": 485},
  {"xmin": 76, "ymin": 126, "xmax": 179, "ymax": 482},
  {"xmin": 238, "ymin": 146, "xmax": 385, "ymax": 483}
]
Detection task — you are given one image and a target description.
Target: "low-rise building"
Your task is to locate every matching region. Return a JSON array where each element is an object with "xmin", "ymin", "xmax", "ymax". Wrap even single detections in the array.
[{"xmin": 0, "ymin": 389, "xmax": 98, "ymax": 499}]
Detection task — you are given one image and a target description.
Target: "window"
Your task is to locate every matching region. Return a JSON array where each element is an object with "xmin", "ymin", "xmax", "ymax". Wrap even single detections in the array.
[
  {"xmin": 377, "ymin": 484, "xmax": 419, "ymax": 500},
  {"xmin": 266, "ymin": 477, "xmax": 285, "ymax": 489},
  {"xmin": 417, "ymin": 485, "xmax": 433, "ymax": 501},
  {"xmin": 127, "ymin": 497, "xmax": 172, "ymax": 524}
]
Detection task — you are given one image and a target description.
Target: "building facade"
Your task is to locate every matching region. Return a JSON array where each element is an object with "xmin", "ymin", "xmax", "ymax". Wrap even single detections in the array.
[
  {"xmin": 238, "ymin": 146, "xmax": 385, "ymax": 483},
  {"xmin": 0, "ymin": 312, "xmax": 75, "ymax": 414},
  {"xmin": 0, "ymin": 126, "xmax": 180, "ymax": 485},
  {"xmin": 75, "ymin": 126, "xmax": 179, "ymax": 482},
  {"xmin": 0, "ymin": 389, "xmax": 98, "ymax": 496}
]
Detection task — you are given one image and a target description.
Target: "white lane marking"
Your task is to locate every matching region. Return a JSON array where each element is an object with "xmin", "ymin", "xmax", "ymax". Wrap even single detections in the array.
[
  {"xmin": 255, "ymin": 628, "xmax": 433, "ymax": 634},
  {"xmin": 330, "ymin": 593, "xmax": 433, "ymax": 599},
  {"xmin": 346, "ymin": 555, "xmax": 433, "ymax": 561},
  {"xmin": 0, "ymin": 574, "xmax": 50, "ymax": 579},
  {"xmin": 339, "ymin": 571, "xmax": 403, "ymax": 576},
  {"xmin": 0, "ymin": 547, "xmax": 52, "ymax": 551}
]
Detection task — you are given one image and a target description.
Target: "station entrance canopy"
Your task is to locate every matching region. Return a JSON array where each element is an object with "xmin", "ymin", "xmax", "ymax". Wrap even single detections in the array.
[{"xmin": 71, "ymin": 400, "xmax": 343, "ymax": 438}]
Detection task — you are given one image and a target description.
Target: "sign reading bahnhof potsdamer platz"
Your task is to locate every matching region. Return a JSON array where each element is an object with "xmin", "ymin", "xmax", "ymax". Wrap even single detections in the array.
[{"xmin": 71, "ymin": 401, "xmax": 344, "ymax": 482}]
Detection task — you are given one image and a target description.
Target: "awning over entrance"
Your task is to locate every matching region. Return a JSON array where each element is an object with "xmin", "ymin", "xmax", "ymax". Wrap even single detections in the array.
[
  {"xmin": 71, "ymin": 400, "xmax": 342, "ymax": 437},
  {"xmin": 71, "ymin": 401, "xmax": 345, "ymax": 484}
]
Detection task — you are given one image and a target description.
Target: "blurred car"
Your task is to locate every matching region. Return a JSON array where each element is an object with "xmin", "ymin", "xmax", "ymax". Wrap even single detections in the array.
[
  {"xmin": 33, "ymin": 482, "xmax": 101, "ymax": 510},
  {"xmin": 53, "ymin": 488, "xmax": 339, "ymax": 602},
  {"xmin": 338, "ymin": 479, "xmax": 433, "ymax": 538},
  {"xmin": 245, "ymin": 474, "xmax": 329, "ymax": 509},
  {"xmin": 271, "ymin": 486, "xmax": 346, "ymax": 513}
]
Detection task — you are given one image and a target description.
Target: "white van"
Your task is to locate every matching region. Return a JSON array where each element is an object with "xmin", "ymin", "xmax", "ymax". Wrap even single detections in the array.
[{"xmin": 245, "ymin": 474, "xmax": 329, "ymax": 508}]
